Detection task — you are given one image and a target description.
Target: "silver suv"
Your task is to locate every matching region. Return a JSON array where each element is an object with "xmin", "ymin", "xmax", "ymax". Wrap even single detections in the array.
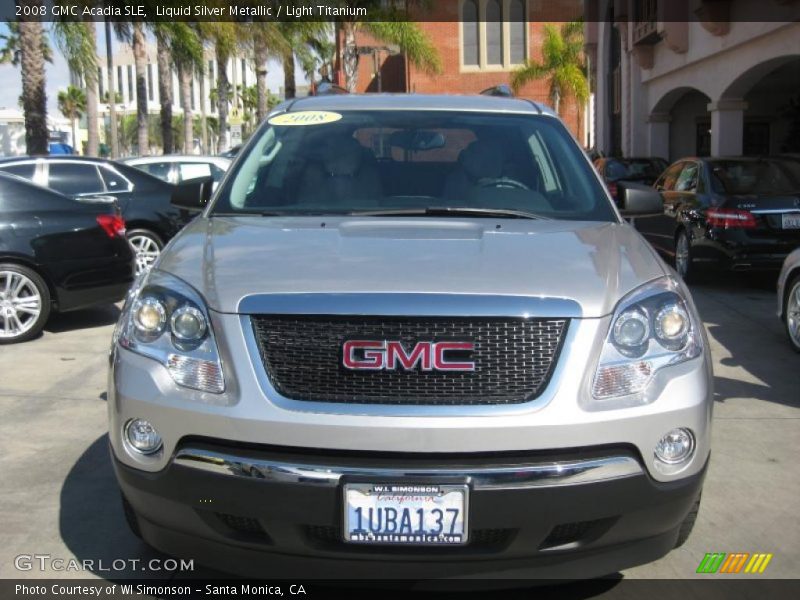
[{"xmin": 109, "ymin": 94, "xmax": 712, "ymax": 579}]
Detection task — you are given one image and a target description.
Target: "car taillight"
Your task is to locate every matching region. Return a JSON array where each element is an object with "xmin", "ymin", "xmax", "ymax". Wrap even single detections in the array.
[
  {"xmin": 706, "ymin": 208, "xmax": 757, "ymax": 229},
  {"xmin": 96, "ymin": 214, "xmax": 126, "ymax": 238}
]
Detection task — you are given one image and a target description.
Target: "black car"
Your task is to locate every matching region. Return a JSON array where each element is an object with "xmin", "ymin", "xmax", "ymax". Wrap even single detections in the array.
[
  {"xmin": 633, "ymin": 157, "xmax": 800, "ymax": 281},
  {"xmin": 0, "ymin": 156, "xmax": 194, "ymax": 274},
  {"xmin": 0, "ymin": 173, "xmax": 134, "ymax": 343},
  {"xmin": 594, "ymin": 156, "xmax": 668, "ymax": 204}
]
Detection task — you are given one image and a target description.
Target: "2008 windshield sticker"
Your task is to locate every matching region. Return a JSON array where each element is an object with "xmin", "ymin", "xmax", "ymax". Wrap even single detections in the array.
[{"xmin": 268, "ymin": 111, "xmax": 343, "ymax": 126}]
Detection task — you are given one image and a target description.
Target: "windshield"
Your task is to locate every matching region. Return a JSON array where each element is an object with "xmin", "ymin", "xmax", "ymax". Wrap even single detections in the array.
[
  {"xmin": 710, "ymin": 159, "xmax": 800, "ymax": 195},
  {"xmin": 606, "ymin": 158, "xmax": 666, "ymax": 181},
  {"xmin": 211, "ymin": 110, "xmax": 616, "ymax": 222}
]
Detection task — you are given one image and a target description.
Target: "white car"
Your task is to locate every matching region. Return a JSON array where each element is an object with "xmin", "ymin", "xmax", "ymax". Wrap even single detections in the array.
[
  {"xmin": 120, "ymin": 155, "xmax": 231, "ymax": 191},
  {"xmin": 778, "ymin": 247, "xmax": 800, "ymax": 352}
]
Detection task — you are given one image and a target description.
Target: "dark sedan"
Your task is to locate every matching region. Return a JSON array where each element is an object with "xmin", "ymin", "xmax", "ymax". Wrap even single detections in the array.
[
  {"xmin": 0, "ymin": 173, "xmax": 134, "ymax": 343},
  {"xmin": 0, "ymin": 156, "xmax": 195, "ymax": 274},
  {"xmin": 594, "ymin": 156, "xmax": 668, "ymax": 204},
  {"xmin": 633, "ymin": 157, "xmax": 800, "ymax": 281}
]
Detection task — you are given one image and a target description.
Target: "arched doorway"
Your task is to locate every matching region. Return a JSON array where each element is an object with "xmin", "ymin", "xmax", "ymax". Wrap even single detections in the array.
[
  {"xmin": 649, "ymin": 87, "xmax": 711, "ymax": 162},
  {"xmin": 724, "ymin": 56, "xmax": 800, "ymax": 155}
]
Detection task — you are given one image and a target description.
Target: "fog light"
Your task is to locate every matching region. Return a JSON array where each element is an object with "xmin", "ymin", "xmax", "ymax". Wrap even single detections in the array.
[
  {"xmin": 655, "ymin": 428, "xmax": 694, "ymax": 464},
  {"xmin": 125, "ymin": 418, "xmax": 162, "ymax": 454}
]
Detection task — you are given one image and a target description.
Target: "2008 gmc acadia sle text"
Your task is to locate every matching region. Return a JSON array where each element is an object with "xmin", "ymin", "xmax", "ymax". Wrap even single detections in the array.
[{"xmin": 108, "ymin": 93, "xmax": 712, "ymax": 579}]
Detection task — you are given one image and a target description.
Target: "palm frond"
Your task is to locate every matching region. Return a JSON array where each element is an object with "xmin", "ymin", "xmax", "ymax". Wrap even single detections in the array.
[
  {"xmin": 510, "ymin": 60, "xmax": 549, "ymax": 93},
  {"xmin": 364, "ymin": 20, "xmax": 442, "ymax": 74}
]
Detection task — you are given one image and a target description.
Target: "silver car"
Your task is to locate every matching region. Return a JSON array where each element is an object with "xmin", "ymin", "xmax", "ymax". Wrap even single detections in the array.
[
  {"xmin": 778, "ymin": 247, "xmax": 800, "ymax": 352},
  {"xmin": 109, "ymin": 94, "xmax": 712, "ymax": 579}
]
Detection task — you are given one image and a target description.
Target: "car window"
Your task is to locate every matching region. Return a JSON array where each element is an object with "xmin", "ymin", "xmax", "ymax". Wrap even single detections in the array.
[
  {"xmin": 657, "ymin": 162, "xmax": 684, "ymax": 191},
  {"xmin": 675, "ymin": 163, "xmax": 699, "ymax": 192},
  {"xmin": 0, "ymin": 163, "xmax": 36, "ymax": 180},
  {"xmin": 213, "ymin": 110, "xmax": 616, "ymax": 222},
  {"xmin": 209, "ymin": 163, "xmax": 226, "ymax": 182},
  {"xmin": 710, "ymin": 160, "xmax": 800, "ymax": 195},
  {"xmin": 48, "ymin": 162, "xmax": 105, "ymax": 195},
  {"xmin": 179, "ymin": 162, "xmax": 213, "ymax": 181},
  {"xmin": 139, "ymin": 162, "xmax": 173, "ymax": 182},
  {"xmin": 99, "ymin": 166, "xmax": 131, "ymax": 192}
]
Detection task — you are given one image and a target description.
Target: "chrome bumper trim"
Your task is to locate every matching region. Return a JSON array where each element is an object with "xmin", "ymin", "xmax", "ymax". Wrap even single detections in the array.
[{"xmin": 173, "ymin": 448, "xmax": 643, "ymax": 490}]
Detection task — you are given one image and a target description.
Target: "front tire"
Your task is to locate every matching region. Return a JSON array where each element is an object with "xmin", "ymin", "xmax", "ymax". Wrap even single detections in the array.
[
  {"xmin": 784, "ymin": 275, "xmax": 800, "ymax": 353},
  {"xmin": 127, "ymin": 229, "xmax": 163, "ymax": 276},
  {"xmin": 0, "ymin": 263, "xmax": 51, "ymax": 344},
  {"xmin": 675, "ymin": 230, "xmax": 695, "ymax": 283}
]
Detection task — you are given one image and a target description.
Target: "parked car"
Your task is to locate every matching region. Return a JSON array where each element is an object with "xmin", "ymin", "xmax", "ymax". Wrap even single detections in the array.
[
  {"xmin": 633, "ymin": 157, "xmax": 800, "ymax": 281},
  {"xmin": 120, "ymin": 155, "xmax": 231, "ymax": 191},
  {"xmin": 594, "ymin": 157, "xmax": 668, "ymax": 205},
  {"xmin": 0, "ymin": 172, "xmax": 133, "ymax": 343},
  {"xmin": 110, "ymin": 94, "xmax": 711, "ymax": 579},
  {"xmin": 778, "ymin": 247, "xmax": 800, "ymax": 352},
  {"xmin": 0, "ymin": 156, "xmax": 195, "ymax": 275}
]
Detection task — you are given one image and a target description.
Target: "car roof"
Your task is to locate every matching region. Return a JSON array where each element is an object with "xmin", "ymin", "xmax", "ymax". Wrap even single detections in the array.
[
  {"xmin": 121, "ymin": 155, "xmax": 230, "ymax": 163},
  {"xmin": 0, "ymin": 155, "xmax": 112, "ymax": 164},
  {"xmin": 277, "ymin": 93, "xmax": 553, "ymax": 116}
]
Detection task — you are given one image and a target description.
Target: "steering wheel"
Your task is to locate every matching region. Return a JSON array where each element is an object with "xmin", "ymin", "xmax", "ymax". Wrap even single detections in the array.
[{"xmin": 478, "ymin": 177, "xmax": 530, "ymax": 191}]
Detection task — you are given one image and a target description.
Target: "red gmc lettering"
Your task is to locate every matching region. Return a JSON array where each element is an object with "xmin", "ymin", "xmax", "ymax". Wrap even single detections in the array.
[{"xmin": 342, "ymin": 341, "xmax": 475, "ymax": 371}]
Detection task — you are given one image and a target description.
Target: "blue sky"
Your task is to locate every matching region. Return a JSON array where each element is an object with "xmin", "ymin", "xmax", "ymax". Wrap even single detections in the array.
[{"xmin": 0, "ymin": 22, "xmax": 299, "ymax": 117}]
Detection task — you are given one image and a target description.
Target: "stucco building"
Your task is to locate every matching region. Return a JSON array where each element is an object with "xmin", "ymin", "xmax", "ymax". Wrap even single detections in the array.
[{"xmin": 585, "ymin": 0, "xmax": 800, "ymax": 160}]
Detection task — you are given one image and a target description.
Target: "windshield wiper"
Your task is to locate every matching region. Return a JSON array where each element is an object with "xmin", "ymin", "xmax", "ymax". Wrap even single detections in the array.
[{"xmin": 350, "ymin": 207, "xmax": 549, "ymax": 220}]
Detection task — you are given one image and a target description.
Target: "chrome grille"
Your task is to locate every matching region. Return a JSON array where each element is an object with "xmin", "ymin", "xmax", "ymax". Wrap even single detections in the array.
[{"xmin": 250, "ymin": 316, "xmax": 568, "ymax": 405}]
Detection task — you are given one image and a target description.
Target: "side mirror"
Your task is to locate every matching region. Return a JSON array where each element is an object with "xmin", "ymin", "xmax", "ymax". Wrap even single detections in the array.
[
  {"xmin": 618, "ymin": 181, "xmax": 663, "ymax": 216},
  {"xmin": 171, "ymin": 176, "xmax": 213, "ymax": 211}
]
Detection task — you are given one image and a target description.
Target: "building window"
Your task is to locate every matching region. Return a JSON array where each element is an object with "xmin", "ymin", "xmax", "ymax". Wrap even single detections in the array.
[
  {"xmin": 486, "ymin": 1, "xmax": 504, "ymax": 66},
  {"xmin": 147, "ymin": 64, "xmax": 154, "ymax": 101},
  {"xmin": 696, "ymin": 122, "xmax": 711, "ymax": 157},
  {"xmin": 208, "ymin": 60, "xmax": 214, "ymax": 90},
  {"xmin": 743, "ymin": 122, "xmax": 770, "ymax": 156},
  {"xmin": 116, "ymin": 65, "xmax": 123, "ymax": 98},
  {"xmin": 98, "ymin": 67, "xmax": 104, "ymax": 98},
  {"xmin": 462, "ymin": 0, "xmax": 480, "ymax": 67},
  {"xmin": 191, "ymin": 78, "xmax": 195, "ymax": 111},
  {"xmin": 127, "ymin": 65, "xmax": 134, "ymax": 102},
  {"xmin": 461, "ymin": 0, "xmax": 527, "ymax": 70},
  {"xmin": 241, "ymin": 58, "xmax": 247, "ymax": 87},
  {"xmin": 509, "ymin": 0, "xmax": 526, "ymax": 64}
]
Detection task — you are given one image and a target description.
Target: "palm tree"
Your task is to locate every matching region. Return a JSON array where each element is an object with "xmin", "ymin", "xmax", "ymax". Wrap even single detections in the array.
[
  {"xmin": 104, "ymin": 19, "xmax": 119, "ymax": 158},
  {"xmin": 336, "ymin": 2, "xmax": 442, "ymax": 92},
  {"xmin": 275, "ymin": 22, "xmax": 330, "ymax": 100},
  {"xmin": 201, "ymin": 22, "xmax": 237, "ymax": 152},
  {"xmin": 57, "ymin": 86, "xmax": 86, "ymax": 154},
  {"xmin": 52, "ymin": 21, "xmax": 99, "ymax": 156},
  {"xmin": 511, "ymin": 20, "xmax": 588, "ymax": 119},
  {"xmin": 248, "ymin": 22, "xmax": 289, "ymax": 123},
  {"xmin": 152, "ymin": 24, "xmax": 174, "ymax": 154},
  {"xmin": 1, "ymin": 15, "xmax": 51, "ymax": 154},
  {"xmin": 113, "ymin": 22, "xmax": 149, "ymax": 156},
  {"xmin": 170, "ymin": 24, "xmax": 204, "ymax": 153}
]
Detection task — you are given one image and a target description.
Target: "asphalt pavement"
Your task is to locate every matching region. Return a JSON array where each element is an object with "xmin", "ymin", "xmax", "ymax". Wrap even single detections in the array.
[{"xmin": 0, "ymin": 274, "xmax": 797, "ymax": 587}]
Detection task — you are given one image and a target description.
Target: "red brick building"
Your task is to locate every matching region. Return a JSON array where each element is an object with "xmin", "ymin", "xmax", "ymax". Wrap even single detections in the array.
[{"xmin": 333, "ymin": 0, "xmax": 584, "ymax": 138}]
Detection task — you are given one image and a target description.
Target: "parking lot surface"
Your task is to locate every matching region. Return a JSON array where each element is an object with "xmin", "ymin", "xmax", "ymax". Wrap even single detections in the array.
[{"xmin": 0, "ymin": 275, "xmax": 798, "ymax": 583}]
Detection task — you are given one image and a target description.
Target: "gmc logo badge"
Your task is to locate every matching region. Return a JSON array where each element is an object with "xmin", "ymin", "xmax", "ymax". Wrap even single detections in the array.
[{"xmin": 342, "ymin": 340, "xmax": 475, "ymax": 372}]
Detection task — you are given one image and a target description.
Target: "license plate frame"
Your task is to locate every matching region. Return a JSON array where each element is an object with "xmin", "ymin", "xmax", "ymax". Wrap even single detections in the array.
[
  {"xmin": 343, "ymin": 483, "xmax": 469, "ymax": 546},
  {"xmin": 782, "ymin": 213, "xmax": 800, "ymax": 229}
]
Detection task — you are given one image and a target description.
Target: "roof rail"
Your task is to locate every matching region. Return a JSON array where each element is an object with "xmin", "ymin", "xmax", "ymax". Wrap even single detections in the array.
[
  {"xmin": 479, "ymin": 84, "xmax": 514, "ymax": 98},
  {"xmin": 314, "ymin": 82, "xmax": 349, "ymax": 96}
]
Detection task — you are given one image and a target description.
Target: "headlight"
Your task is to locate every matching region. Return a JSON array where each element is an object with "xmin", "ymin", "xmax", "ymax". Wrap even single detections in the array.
[
  {"xmin": 592, "ymin": 277, "xmax": 702, "ymax": 404},
  {"xmin": 114, "ymin": 269, "xmax": 225, "ymax": 393}
]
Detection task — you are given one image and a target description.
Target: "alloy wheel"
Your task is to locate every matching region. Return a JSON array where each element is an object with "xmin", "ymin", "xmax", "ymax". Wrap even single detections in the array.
[
  {"xmin": 0, "ymin": 270, "xmax": 43, "ymax": 340},
  {"xmin": 787, "ymin": 281, "xmax": 800, "ymax": 350},
  {"xmin": 129, "ymin": 234, "xmax": 161, "ymax": 275}
]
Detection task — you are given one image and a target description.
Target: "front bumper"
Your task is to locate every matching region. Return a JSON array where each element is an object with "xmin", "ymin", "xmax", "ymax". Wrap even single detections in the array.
[{"xmin": 113, "ymin": 442, "xmax": 706, "ymax": 579}]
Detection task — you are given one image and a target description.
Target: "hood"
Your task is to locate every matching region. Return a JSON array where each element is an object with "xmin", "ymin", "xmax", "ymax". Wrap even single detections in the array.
[{"xmin": 157, "ymin": 216, "xmax": 666, "ymax": 318}]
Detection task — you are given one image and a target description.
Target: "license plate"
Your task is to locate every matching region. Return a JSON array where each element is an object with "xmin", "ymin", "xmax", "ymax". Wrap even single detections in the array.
[
  {"xmin": 782, "ymin": 213, "xmax": 800, "ymax": 229},
  {"xmin": 343, "ymin": 483, "xmax": 468, "ymax": 545}
]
